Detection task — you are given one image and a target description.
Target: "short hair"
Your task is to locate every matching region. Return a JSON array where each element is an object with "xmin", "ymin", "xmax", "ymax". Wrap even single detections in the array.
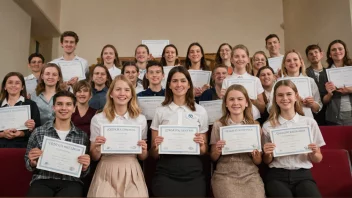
[
  {"xmin": 122, "ymin": 62, "xmax": 139, "ymax": 74},
  {"xmin": 60, "ymin": 31, "xmax": 79, "ymax": 43},
  {"xmin": 265, "ymin": 34, "xmax": 280, "ymax": 45},
  {"xmin": 53, "ymin": 90, "xmax": 77, "ymax": 106},
  {"xmin": 305, "ymin": 44, "xmax": 322, "ymax": 56},
  {"xmin": 28, "ymin": 53, "xmax": 45, "ymax": 63},
  {"xmin": 73, "ymin": 80, "xmax": 92, "ymax": 95},
  {"xmin": 256, "ymin": 66, "xmax": 275, "ymax": 78},
  {"xmin": 142, "ymin": 61, "xmax": 164, "ymax": 89}
]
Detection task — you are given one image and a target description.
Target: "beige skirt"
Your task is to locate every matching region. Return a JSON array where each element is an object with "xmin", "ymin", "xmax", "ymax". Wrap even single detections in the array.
[{"xmin": 87, "ymin": 155, "xmax": 148, "ymax": 197}]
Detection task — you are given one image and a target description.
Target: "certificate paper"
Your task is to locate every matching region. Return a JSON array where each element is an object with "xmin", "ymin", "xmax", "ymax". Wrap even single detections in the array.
[
  {"xmin": 58, "ymin": 61, "xmax": 86, "ymax": 81},
  {"xmin": 0, "ymin": 105, "xmax": 30, "ymax": 130},
  {"xmin": 159, "ymin": 125, "xmax": 200, "ymax": 155},
  {"xmin": 279, "ymin": 77, "xmax": 312, "ymax": 98},
  {"xmin": 270, "ymin": 126, "xmax": 313, "ymax": 157},
  {"xmin": 25, "ymin": 79, "xmax": 37, "ymax": 94},
  {"xmin": 268, "ymin": 56, "xmax": 284, "ymax": 73},
  {"xmin": 199, "ymin": 100, "xmax": 222, "ymax": 125},
  {"xmin": 225, "ymin": 78, "xmax": 257, "ymax": 99},
  {"xmin": 326, "ymin": 66, "xmax": 352, "ymax": 88},
  {"xmin": 220, "ymin": 125, "xmax": 261, "ymax": 155},
  {"xmin": 188, "ymin": 70, "xmax": 212, "ymax": 88},
  {"xmin": 101, "ymin": 124, "xmax": 142, "ymax": 154},
  {"xmin": 37, "ymin": 136, "xmax": 86, "ymax": 178},
  {"xmin": 161, "ymin": 66, "xmax": 175, "ymax": 88},
  {"xmin": 138, "ymin": 97, "xmax": 164, "ymax": 120},
  {"xmin": 142, "ymin": 40, "xmax": 169, "ymax": 58}
]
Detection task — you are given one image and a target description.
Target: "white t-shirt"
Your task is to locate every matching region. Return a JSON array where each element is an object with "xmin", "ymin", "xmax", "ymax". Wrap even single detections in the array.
[
  {"xmin": 151, "ymin": 102, "xmax": 209, "ymax": 133},
  {"xmin": 56, "ymin": 129, "xmax": 70, "ymax": 140},
  {"xmin": 262, "ymin": 113, "xmax": 325, "ymax": 169},
  {"xmin": 51, "ymin": 55, "xmax": 89, "ymax": 74},
  {"xmin": 108, "ymin": 65, "xmax": 121, "ymax": 80}
]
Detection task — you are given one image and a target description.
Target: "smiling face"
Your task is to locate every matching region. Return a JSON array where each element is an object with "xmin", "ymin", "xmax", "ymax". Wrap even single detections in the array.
[
  {"xmin": 169, "ymin": 72, "xmax": 190, "ymax": 97},
  {"xmin": 275, "ymin": 85, "xmax": 298, "ymax": 112},
  {"xmin": 5, "ymin": 76, "xmax": 23, "ymax": 97},
  {"xmin": 146, "ymin": 65, "xmax": 164, "ymax": 85},
  {"xmin": 329, "ymin": 43, "xmax": 345, "ymax": 63},
  {"xmin": 102, "ymin": 47, "xmax": 116, "ymax": 65},
  {"xmin": 231, "ymin": 48, "xmax": 249, "ymax": 71},
  {"xmin": 53, "ymin": 96, "xmax": 75, "ymax": 121},
  {"xmin": 219, "ymin": 45, "xmax": 232, "ymax": 61},
  {"xmin": 92, "ymin": 66, "xmax": 108, "ymax": 87},
  {"xmin": 123, "ymin": 65, "xmax": 139, "ymax": 84},
  {"xmin": 213, "ymin": 67, "xmax": 228, "ymax": 86},
  {"xmin": 284, "ymin": 52, "xmax": 302, "ymax": 76},
  {"xmin": 75, "ymin": 86, "xmax": 91, "ymax": 104},
  {"xmin": 188, "ymin": 45, "xmax": 203, "ymax": 64},
  {"xmin": 307, "ymin": 49, "xmax": 323, "ymax": 64},
  {"xmin": 226, "ymin": 90, "xmax": 248, "ymax": 116},
  {"xmin": 28, "ymin": 57, "xmax": 44, "ymax": 73},
  {"xmin": 61, "ymin": 36, "xmax": 76, "ymax": 54},
  {"xmin": 164, "ymin": 46, "xmax": 177, "ymax": 64},
  {"xmin": 259, "ymin": 68, "xmax": 275, "ymax": 88},
  {"xmin": 135, "ymin": 46, "xmax": 148, "ymax": 63},
  {"xmin": 41, "ymin": 67, "xmax": 60, "ymax": 87},
  {"xmin": 266, "ymin": 37, "xmax": 280, "ymax": 56},
  {"xmin": 110, "ymin": 79, "xmax": 132, "ymax": 106},
  {"xmin": 253, "ymin": 53, "xmax": 267, "ymax": 70}
]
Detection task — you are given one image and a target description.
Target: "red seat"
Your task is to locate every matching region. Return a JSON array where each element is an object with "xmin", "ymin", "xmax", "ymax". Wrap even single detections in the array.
[
  {"xmin": 311, "ymin": 149, "xmax": 352, "ymax": 197},
  {"xmin": 0, "ymin": 148, "xmax": 32, "ymax": 197},
  {"xmin": 319, "ymin": 126, "xmax": 352, "ymax": 150}
]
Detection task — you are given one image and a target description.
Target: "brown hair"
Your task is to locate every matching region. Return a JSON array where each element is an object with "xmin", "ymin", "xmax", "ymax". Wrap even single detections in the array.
[
  {"xmin": 231, "ymin": 44, "xmax": 252, "ymax": 74},
  {"xmin": 89, "ymin": 64, "xmax": 113, "ymax": 89},
  {"xmin": 185, "ymin": 42, "xmax": 210, "ymax": 71},
  {"xmin": 60, "ymin": 31, "xmax": 79, "ymax": 43},
  {"xmin": 103, "ymin": 75, "xmax": 141, "ymax": 122},
  {"xmin": 134, "ymin": 44, "xmax": 150, "ymax": 63},
  {"xmin": 219, "ymin": 84, "xmax": 255, "ymax": 126},
  {"xmin": 35, "ymin": 63, "xmax": 64, "ymax": 96},
  {"xmin": 73, "ymin": 80, "xmax": 92, "ymax": 95},
  {"xmin": 100, "ymin": 44, "xmax": 122, "ymax": 68},
  {"xmin": 162, "ymin": 66, "xmax": 195, "ymax": 111},
  {"xmin": 160, "ymin": 44, "xmax": 180, "ymax": 66},
  {"xmin": 252, "ymin": 51, "xmax": 269, "ymax": 74},
  {"xmin": 0, "ymin": 72, "xmax": 27, "ymax": 103},
  {"xmin": 326, "ymin": 39, "xmax": 352, "ymax": 68},
  {"xmin": 215, "ymin": 43, "xmax": 232, "ymax": 65},
  {"xmin": 281, "ymin": 49, "xmax": 307, "ymax": 77},
  {"xmin": 267, "ymin": 80, "xmax": 304, "ymax": 127}
]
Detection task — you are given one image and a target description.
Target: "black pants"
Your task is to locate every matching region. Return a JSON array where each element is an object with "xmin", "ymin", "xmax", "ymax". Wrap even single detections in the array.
[
  {"xmin": 265, "ymin": 168, "xmax": 321, "ymax": 197},
  {"xmin": 27, "ymin": 179, "xmax": 83, "ymax": 197}
]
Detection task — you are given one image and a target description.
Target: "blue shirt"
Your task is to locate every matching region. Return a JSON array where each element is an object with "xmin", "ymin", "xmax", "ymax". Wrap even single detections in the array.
[
  {"xmin": 89, "ymin": 87, "xmax": 108, "ymax": 110},
  {"xmin": 137, "ymin": 88, "xmax": 165, "ymax": 97},
  {"xmin": 199, "ymin": 87, "xmax": 219, "ymax": 101}
]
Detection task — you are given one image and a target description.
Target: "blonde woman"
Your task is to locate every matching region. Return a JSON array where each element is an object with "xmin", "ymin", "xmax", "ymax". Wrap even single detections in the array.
[{"xmin": 88, "ymin": 75, "xmax": 148, "ymax": 197}]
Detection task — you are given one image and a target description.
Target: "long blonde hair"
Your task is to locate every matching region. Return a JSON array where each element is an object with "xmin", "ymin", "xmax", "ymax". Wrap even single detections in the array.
[
  {"xmin": 267, "ymin": 80, "xmax": 304, "ymax": 127},
  {"xmin": 103, "ymin": 75, "xmax": 141, "ymax": 122},
  {"xmin": 231, "ymin": 44, "xmax": 252, "ymax": 74},
  {"xmin": 219, "ymin": 84, "xmax": 255, "ymax": 126},
  {"xmin": 281, "ymin": 49, "xmax": 307, "ymax": 77}
]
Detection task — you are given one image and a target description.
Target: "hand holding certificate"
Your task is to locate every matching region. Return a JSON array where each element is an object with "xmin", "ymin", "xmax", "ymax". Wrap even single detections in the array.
[
  {"xmin": 220, "ymin": 125, "xmax": 261, "ymax": 155},
  {"xmin": 101, "ymin": 124, "xmax": 142, "ymax": 154},
  {"xmin": 0, "ymin": 105, "xmax": 31, "ymax": 130},
  {"xmin": 138, "ymin": 97, "xmax": 164, "ymax": 120},
  {"xmin": 58, "ymin": 61, "xmax": 86, "ymax": 81},
  {"xmin": 188, "ymin": 70, "xmax": 212, "ymax": 88},
  {"xmin": 158, "ymin": 125, "xmax": 200, "ymax": 155},
  {"xmin": 36, "ymin": 136, "xmax": 87, "ymax": 178},
  {"xmin": 326, "ymin": 66, "xmax": 352, "ymax": 88},
  {"xmin": 268, "ymin": 56, "xmax": 284, "ymax": 73},
  {"xmin": 269, "ymin": 126, "xmax": 313, "ymax": 157}
]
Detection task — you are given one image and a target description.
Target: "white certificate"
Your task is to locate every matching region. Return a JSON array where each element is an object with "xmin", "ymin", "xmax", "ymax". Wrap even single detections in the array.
[
  {"xmin": 225, "ymin": 78, "xmax": 257, "ymax": 99},
  {"xmin": 58, "ymin": 61, "xmax": 86, "ymax": 81},
  {"xmin": 161, "ymin": 66, "xmax": 175, "ymax": 88},
  {"xmin": 0, "ymin": 105, "xmax": 30, "ymax": 130},
  {"xmin": 326, "ymin": 66, "xmax": 352, "ymax": 88},
  {"xmin": 101, "ymin": 124, "xmax": 142, "ymax": 154},
  {"xmin": 220, "ymin": 125, "xmax": 261, "ymax": 155},
  {"xmin": 199, "ymin": 100, "xmax": 222, "ymax": 125},
  {"xmin": 142, "ymin": 40, "xmax": 169, "ymax": 58},
  {"xmin": 159, "ymin": 125, "xmax": 200, "ymax": 155},
  {"xmin": 279, "ymin": 77, "xmax": 312, "ymax": 98},
  {"xmin": 25, "ymin": 79, "xmax": 37, "ymax": 94},
  {"xmin": 268, "ymin": 56, "xmax": 284, "ymax": 73},
  {"xmin": 270, "ymin": 126, "xmax": 313, "ymax": 157},
  {"xmin": 138, "ymin": 96, "xmax": 164, "ymax": 120},
  {"xmin": 37, "ymin": 136, "xmax": 86, "ymax": 178},
  {"xmin": 188, "ymin": 70, "xmax": 212, "ymax": 88}
]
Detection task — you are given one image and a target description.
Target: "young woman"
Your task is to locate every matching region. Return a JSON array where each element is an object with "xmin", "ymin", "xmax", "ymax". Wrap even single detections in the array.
[
  {"xmin": 122, "ymin": 62, "xmax": 144, "ymax": 94},
  {"xmin": 100, "ymin": 44, "xmax": 122, "ymax": 79},
  {"xmin": 88, "ymin": 75, "xmax": 149, "ymax": 197},
  {"xmin": 262, "ymin": 80, "xmax": 324, "ymax": 197},
  {"xmin": 215, "ymin": 43, "xmax": 233, "ymax": 75},
  {"xmin": 0, "ymin": 72, "xmax": 41, "ymax": 148},
  {"xmin": 31, "ymin": 63, "xmax": 64, "ymax": 125},
  {"xmin": 199, "ymin": 65, "xmax": 228, "ymax": 101},
  {"xmin": 185, "ymin": 42, "xmax": 211, "ymax": 97},
  {"xmin": 323, "ymin": 40, "xmax": 352, "ymax": 125},
  {"xmin": 71, "ymin": 80, "xmax": 97, "ymax": 136},
  {"xmin": 150, "ymin": 66, "xmax": 209, "ymax": 197},
  {"xmin": 135, "ymin": 44, "xmax": 150, "ymax": 82},
  {"xmin": 222, "ymin": 44, "xmax": 265, "ymax": 120},
  {"xmin": 210, "ymin": 84, "xmax": 265, "ymax": 198},
  {"xmin": 138, "ymin": 61, "xmax": 165, "ymax": 96},
  {"xmin": 252, "ymin": 51, "xmax": 269, "ymax": 76},
  {"xmin": 88, "ymin": 64, "xmax": 112, "ymax": 110},
  {"xmin": 160, "ymin": 44, "xmax": 180, "ymax": 66}
]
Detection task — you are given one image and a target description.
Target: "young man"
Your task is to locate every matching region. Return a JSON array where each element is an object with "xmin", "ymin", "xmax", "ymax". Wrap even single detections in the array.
[
  {"xmin": 51, "ymin": 31, "xmax": 88, "ymax": 87},
  {"xmin": 265, "ymin": 34, "xmax": 283, "ymax": 58},
  {"xmin": 305, "ymin": 44, "xmax": 327, "ymax": 125},
  {"xmin": 25, "ymin": 91, "xmax": 90, "ymax": 197},
  {"xmin": 25, "ymin": 53, "xmax": 45, "ymax": 94},
  {"xmin": 199, "ymin": 65, "xmax": 228, "ymax": 101},
  {"xmin": 137, "ymin": 61, "xmax": 165, "ymax": 96}
]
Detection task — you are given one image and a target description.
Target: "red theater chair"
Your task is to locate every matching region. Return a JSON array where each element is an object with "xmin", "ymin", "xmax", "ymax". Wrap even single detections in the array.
[
  {"xmin": 319, "ymin": 126, "xmax": 352, "ymax": 150},
  {"xmin": 0, "ymin": 148, "xmax": 32, "ymax": 197}
]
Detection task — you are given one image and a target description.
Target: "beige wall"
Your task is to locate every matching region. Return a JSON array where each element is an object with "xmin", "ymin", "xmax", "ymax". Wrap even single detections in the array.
[
  {"xmin": 0, "ymin": 0, "xmax": 31, "ymax": 79},
  {"xmin": 283, "ymin": 0, "xmax": 352, "ymax": 66},
  {"xmin": 32, "ymin": 0, "xmax": 61, "ymax": 30},
  {"xmin": 57, "ymin": 0, "xmax": 284, "ymax": 64}
]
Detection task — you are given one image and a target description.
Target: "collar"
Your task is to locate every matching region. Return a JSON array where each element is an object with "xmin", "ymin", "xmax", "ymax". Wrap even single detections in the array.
[
  {"xmin": 232, "ymin": 72, "xmax": 250, "ymax": 78},
  {"xmin": 168, "ymin": 102, "xmax": 190, "ymax": 111},
  {"xmin": 25, "ymin": 74, "xmax": 36, "ymax": 80},
  {"xmin": 146, "ymin": 87, "xmax": 164, "ymax": 94},
  {"xmin": 58, "ymin": 55, "xmax": 79, "ymax": 61},
  {"xmin": 48, "ymin": 119, "xmax": 79, "ymax": 134},
  {"xmin": 93, "ymin": 86, "xmax": 108, "ymax": 93},
  {"xmin": 278, "ymin": 113, "xmax": 300, "ymax": 125},
  {"xmin": 227, "ymin": 117, "xmax": 247, "ymax": 125},
  {"xmin": 115, "ymin": 111, "xmax": 129, "ymax": 120},
  {"xmin": 109, "ymin": 65, "xmax": 120, "ymax": 71},
  {"xmin": 1, "ymin": 96, "xmax": 25, "ymax": 107}
]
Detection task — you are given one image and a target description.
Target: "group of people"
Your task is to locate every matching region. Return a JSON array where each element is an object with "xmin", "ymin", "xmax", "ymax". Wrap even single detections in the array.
[{"xmin": 0, "ymin": 30, "xmax": 350, "ymax": 197}]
